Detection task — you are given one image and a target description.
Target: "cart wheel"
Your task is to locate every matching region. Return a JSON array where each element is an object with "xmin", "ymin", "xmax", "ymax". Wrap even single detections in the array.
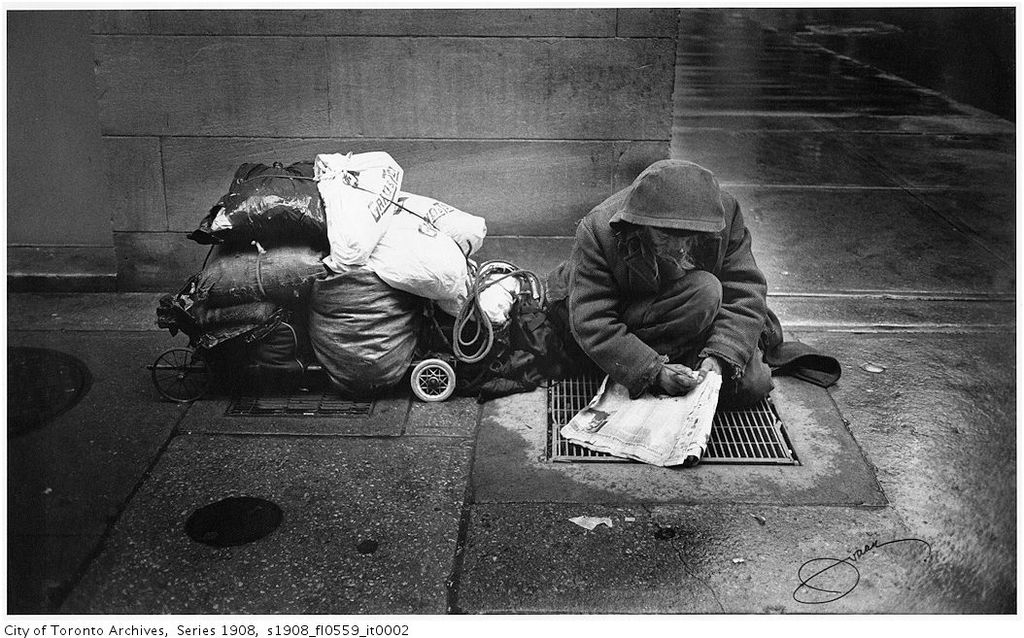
[
  {"xmin": 150, "ymin": 348, "xmax": 210, "ymax": 403},
  {"xmin": 410, "ymin": 358, "xmax": 456, "ymax": 402}
]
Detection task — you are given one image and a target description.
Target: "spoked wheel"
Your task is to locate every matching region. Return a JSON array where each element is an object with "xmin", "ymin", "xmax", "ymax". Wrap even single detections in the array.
[
  {"xmin": 149, "ymin": 348, "xmax": 210, "ymax": 403},
  {"xmin": 410, "ymin": 358, "xmax": 456, "ymax": 402}
]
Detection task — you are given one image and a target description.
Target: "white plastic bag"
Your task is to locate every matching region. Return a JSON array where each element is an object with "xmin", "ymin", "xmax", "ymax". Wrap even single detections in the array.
[
  {"xmin": 316, "ymin": 151, "xmax": 403, "ymax": 271},
  {"xmin": 395, "ymin": 191, "xmax": 487, "ymax": 257},
  {"xmin": 367, "ymin": 210, "xmax": 469, "ymax": 307},
  {"xmin": 435, "ymin": 283, "xmax": 469, "ymax": 318},
  {"xmin": 476, "ymin": 274, "xmax": 521, "ymax": 324}
]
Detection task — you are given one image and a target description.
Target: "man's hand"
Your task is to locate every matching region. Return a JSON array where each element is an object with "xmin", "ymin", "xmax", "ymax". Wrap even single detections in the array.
[
  {"xmin": 656, "ymin": 363, "xmax": 702, "ymax": 396},
  {"xmin": 699, "ymin": 356, "xmax": 724, "ymax": 376}
]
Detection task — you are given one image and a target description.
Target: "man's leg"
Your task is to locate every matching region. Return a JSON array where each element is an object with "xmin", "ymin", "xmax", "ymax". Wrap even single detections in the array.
[
  {"xmin": 620, "ymin": 270, "xmax": 772, "ymax": 407},
  {"xmin": 719, "ymin": 347, "xmax": 773, "ymax": 408},
  {"xmin": 621, "ymin": 270, "xmax": 722, "ymax": 359},
  {"xmin": 546, "ymin": 297, "xmax": 602, "ymax": 376}
]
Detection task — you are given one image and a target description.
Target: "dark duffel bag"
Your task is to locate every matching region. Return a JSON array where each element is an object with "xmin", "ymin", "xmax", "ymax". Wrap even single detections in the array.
[
  {"xmin": 309, "ymin": 268, "xmax": 424, "ymax": 398},
  {"xmin": 192, "ymin": 244, "xmax": 328, "ymax": 308},
  {"xmin": 250, "ymin": 309, "xmax": 313, "ymax": 375}
]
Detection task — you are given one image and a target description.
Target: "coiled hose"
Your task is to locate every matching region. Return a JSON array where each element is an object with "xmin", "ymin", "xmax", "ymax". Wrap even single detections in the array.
[{"xmin": 452, "ymin": 260, "xmax": 542, "ymax": 364}]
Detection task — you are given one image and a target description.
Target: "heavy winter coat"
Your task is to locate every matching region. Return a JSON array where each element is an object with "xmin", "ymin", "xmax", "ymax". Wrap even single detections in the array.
[{"xmin": 546, "ymin": 187, "xmax": 771, "ymax": 398}]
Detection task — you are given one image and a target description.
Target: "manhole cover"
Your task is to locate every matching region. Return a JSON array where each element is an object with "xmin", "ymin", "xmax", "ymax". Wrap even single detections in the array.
[
  {"xmin": 548, "ymin": 375, "xmax": 798, "ymax": 465},
  {"xmin": 7, "ymin": 347, "xmax": 93, "ymax": 436},
  {"xmin": 226, "ymin": 390, "xmax": 373, "ymax": 417},
  {"xmin": 185, "ymin": 497, "xmax": 283, "ymax": 547}
]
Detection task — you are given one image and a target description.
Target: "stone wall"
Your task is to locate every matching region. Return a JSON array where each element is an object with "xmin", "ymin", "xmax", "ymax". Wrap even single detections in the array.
[
  {"xmin": 92, "ymin": 9, "xmax": 678, "ymax": 289},
  {"xmin": 8, "ymin": 12, "xmax": 115, "ymax": 291}
]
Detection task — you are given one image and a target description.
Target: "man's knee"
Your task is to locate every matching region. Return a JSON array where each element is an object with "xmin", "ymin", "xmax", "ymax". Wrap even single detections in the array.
[
  {"xmin": 681, "ymin": 270, "xmax": 722, "ymax": 333},
  {"xmin": 719, "ymin": 349, "xmax": 773, "ymax": 409}
]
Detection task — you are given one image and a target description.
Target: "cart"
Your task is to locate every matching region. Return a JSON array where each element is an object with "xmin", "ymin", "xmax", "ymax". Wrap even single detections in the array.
[
  {"xmin": 148, "ymin": 347, "xmax": 457, "ymax": 404},
  {"xmin": 149, "ymin": 259, "xmax": 534, "ymax": 405},
  {"xmin": 150, "ymin": 292, "xmax": 459, "ymax": 404}
]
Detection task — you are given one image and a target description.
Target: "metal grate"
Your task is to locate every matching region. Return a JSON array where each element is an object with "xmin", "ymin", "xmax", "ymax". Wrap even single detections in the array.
[
  {"xmin": 705, "ymin": 397, "xmax": 796, "ymax": 464},
  {"xmin": 548, "ymin": 375, "xmax": 797, "ymax": 465},
  {"xmin": 226, "ymin": 390, "xmax": 373, "ymax": 417}
]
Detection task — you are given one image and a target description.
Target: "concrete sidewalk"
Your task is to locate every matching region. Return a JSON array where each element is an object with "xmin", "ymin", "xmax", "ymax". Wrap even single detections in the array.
[{"xmin": 6, "ymin": 11, "xmax": 1015, "ymax": 614}]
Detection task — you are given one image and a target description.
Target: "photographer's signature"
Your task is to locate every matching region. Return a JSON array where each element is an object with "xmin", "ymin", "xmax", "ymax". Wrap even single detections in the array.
[{"xmin": 793, "ymin": 537, "xmax": 932, "ymax": 604}]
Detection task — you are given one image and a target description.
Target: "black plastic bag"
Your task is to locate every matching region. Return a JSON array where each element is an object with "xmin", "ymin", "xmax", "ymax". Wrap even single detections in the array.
[
  {"xmin": 453, "ymin": 293, "xmax": 593, "ymax": 402},
  {"xmin": 308, "ymin": 268, "xmax": 424, "ymax": 397},
  {"xmin": 188, "ymin": 161, "xmax": 327, "ymax": 250}
]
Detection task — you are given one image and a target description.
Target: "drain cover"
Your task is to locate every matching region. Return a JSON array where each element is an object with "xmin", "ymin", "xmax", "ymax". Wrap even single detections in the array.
[
  {"xmin": 226, "ymin": 390, "xmax": 373, "ymax": 417},
  {"xmin": 185, "ymin": 497, "xmax": 283, "ymax": 547},
  {"xmin": 548, "ymin": 375, "xmax": 798, "ymax": 465},
  {"xmin": 7, "ymin": 347, "xmax": 93, "ymax": 436}
]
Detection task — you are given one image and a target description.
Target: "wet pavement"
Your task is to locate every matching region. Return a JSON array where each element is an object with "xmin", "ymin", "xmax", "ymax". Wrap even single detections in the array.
[
  {"xmin": 5, "ymin": 10, "xmax": 1016, "ymax": 614},
  {"xmin": 766, "ymin": 7, "xmax": 1015, "ymax": 122},
  {"xmin": 471, "ymin": 376, "xmax": 886, "ymax": 506},
  {"xmin": 674, "ymin": 10, "xmax": 975, "ymax": 118},
  {"xmin": 459, "ymin": 503, "xmax": 931, "ymax": 613},
  {"xmin": 59, "ymin": 435, "xmax": 472, "ymax": 614}
]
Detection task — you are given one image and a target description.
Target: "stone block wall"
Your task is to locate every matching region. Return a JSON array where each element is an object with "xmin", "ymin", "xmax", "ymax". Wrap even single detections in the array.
[
  {"xmin": 93, "ymin": 9, "xmax": 678, "ymax": 289},
  {"xmin": 7, "ymin": 12, "xmax": 115, "ymax": 291}
]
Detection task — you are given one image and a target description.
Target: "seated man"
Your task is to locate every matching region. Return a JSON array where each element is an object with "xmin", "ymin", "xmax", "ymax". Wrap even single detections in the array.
[{"xmin": 546, "ymin": 159, "xmax": 775, "ymax": 408}]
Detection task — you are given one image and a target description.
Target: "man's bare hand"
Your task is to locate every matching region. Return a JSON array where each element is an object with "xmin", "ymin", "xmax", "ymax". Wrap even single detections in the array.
[
  {"xmin": 698, "ymin": 356, "xmax": 724, "ymax": 376},
  {"xmin": 656, "ymin": 363, "xmax": 702, "ymax": 395}
]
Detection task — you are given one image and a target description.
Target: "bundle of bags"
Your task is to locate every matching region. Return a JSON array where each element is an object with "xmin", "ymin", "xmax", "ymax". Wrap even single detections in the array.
[
  {"xmin": 159, "ymin": 151, "xmax": 489, "ymax": 396},
  {"xmin": 159, "ymin": 160, "xmax": 329, "ymax": 368}
]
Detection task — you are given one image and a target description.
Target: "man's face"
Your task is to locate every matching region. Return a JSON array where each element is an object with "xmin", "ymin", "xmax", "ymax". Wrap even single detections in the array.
[
  {"xmin": 643, "ymin": 226, "xmax": 713, "ymax": 270},
  {"xmin": 645, "ymin": 226, "xmax": 699, "ymax": 252}
]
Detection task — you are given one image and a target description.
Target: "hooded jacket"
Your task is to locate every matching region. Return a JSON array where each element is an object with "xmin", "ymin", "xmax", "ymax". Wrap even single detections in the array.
[{"xmin": 546, "ymin": 187, "xmax": 770, "ymax": 398}]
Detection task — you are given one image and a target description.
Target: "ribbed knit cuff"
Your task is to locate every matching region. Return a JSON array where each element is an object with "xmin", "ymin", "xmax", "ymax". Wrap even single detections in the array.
[
  {"xmin": 629, "ymin": 354, "xmax": 669, "ymax": 399},
  {"xmin": 699, "ymin": 347, "xmax": 743, "ymax": 380}
]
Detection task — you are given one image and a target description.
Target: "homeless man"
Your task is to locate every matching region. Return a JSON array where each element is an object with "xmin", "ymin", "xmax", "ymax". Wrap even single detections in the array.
[{"xmin": 545, "ymin": 159, "xmax": 776, "ymax": 409}]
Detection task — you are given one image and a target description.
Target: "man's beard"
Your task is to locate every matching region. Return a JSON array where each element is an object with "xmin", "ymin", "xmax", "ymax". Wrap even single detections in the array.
[{"xmin": 644, "ymin": 228, "xmax": 709, "ymax": 271}]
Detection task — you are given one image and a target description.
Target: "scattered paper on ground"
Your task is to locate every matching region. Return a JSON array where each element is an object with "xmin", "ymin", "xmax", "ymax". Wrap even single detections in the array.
[
  {"xmin": 860, "ymin": 362, "xmax": 886, "ymax": 373},
  {"xmin": 560, "ymin": 372, "xmax": 722, "ymax": 466},
  {"xmin": 568, "ymin": 516, "xmax": 614, "ymax": 531}
]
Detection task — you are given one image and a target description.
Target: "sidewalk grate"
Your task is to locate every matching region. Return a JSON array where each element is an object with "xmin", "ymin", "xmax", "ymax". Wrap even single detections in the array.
[
  {"xmin": 548, "ymin": 375, "xmax": 798, "ymax": 465},
  {"xmin": 226, "ymin": 390, "xmax": 373, "ymax": 417}
]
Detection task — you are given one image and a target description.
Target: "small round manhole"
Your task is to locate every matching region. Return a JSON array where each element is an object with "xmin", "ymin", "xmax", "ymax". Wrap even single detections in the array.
[
  {"xmin": 185, "ymin": 497, "xmax": 283, "ymax": 547},
  {"xmin": 7, "ymin": 347, "xmax": 93, "ymax": 436}
]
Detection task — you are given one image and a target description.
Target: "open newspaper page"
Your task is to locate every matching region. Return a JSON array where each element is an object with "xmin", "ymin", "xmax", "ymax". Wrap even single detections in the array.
[{"xmin": 560, "ymin": 371, "xmax": 722, "ymax": 466}]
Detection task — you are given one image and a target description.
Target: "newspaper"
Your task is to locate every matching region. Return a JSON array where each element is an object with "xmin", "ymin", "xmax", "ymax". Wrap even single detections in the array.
[{"xmin": 560, "ymin": 371, "xmax": 722, "ymax": 467}]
